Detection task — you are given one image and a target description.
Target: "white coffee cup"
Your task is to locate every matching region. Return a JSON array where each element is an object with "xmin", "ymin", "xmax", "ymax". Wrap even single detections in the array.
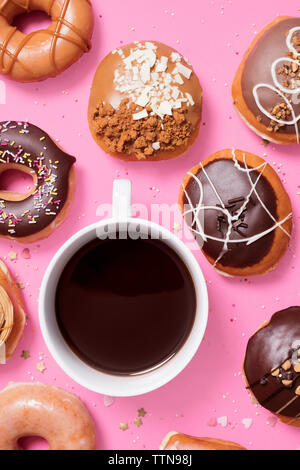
[{"xmin": 39, "ymin": 180, "xmax": 208, "ymax": 397}]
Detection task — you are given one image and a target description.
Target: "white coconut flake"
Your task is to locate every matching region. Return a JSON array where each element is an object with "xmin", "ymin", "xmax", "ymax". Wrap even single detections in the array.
[
  {"xmin": 174, "ymin": 73, "xmax": 184, "ymax": 85},
  {"xmin": 176, "ymin": 62, "xmax": 192, "ymax": 79},
  {"xmin": 135, "ymin": 94, "xmax": 149, "ymax": 107},
  {"xmin": 186, "ymin": 92, "xmax": 195, "ymax": 105},
  {"xmin": 157, "ymin": 101, "xmax": 173, "ymax": 116},
  {"xmin": 140, "ymin": 62, "xmax": 151, "ymax": 83},
  {"xmin": 152, "ymin": 142, "xmax": 161, "ymax": 150},
  {"xmin": 133, "ymin": 109, "xmax": 148, "ymax": 120},
  {"xmin": 171, "ymin": 52, "xmax": 181, "ymax": 62},
  {"xmin": 156, "ymin": 56, "xmax": 168, "ymax": 72}
]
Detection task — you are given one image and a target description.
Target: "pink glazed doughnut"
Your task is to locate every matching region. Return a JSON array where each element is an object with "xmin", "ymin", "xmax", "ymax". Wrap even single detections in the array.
[{"xmin": 0, "ymin": 382, "xmax": 96, "ymax": 450}]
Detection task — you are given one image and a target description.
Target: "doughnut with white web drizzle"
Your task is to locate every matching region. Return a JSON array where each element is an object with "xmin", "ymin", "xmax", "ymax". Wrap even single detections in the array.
[
  {"xmin": 178, "ymin": 149, "xmax": 292, "ymax": 277},
  {"xmin": 233, "ymin": 17, "xmax": 300, "ymax": 145}
]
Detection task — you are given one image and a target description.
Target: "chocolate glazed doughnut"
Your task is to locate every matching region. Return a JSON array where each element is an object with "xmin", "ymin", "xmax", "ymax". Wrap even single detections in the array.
[
  {"xmin": 0, "ymin": 121, "xmax": 76, "ymax": 243},
  {"xmin": 178, "ymin": 149, "xmax": 292, "ymax": 277},
  {"xmin": 160, "ymin": 432, "xmax": 246, "ymax": 450},
  {"xmin": 0, "ymin": 0, "xmax": 94, "ymax": 82},
  {"xmin": 244, "ymin": 307, "xmax": 300, "ymax": 427},
  {"xmin": 232, "ymin": 17, "xmax": 300, "ymax": 144}
]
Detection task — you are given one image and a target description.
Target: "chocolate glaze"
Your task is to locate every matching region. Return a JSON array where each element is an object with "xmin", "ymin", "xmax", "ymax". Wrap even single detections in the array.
[
  {"xmin": 244, "ymin": 307, "xmax": 300, "ymax": 418},
  {"xmin": 0, "ymin": 121, "xmax": 75, "ymax": 238},
  {"xmin": 241, "ymin": 18, "xmax": 300, "ymax": 135},
  {"xmin": 183, "ymin": 158, "xmax": 277, "ymax": 268},
  {"xmin": 55, "ymin": 236, "xmax": 196, "ymax": 376}
]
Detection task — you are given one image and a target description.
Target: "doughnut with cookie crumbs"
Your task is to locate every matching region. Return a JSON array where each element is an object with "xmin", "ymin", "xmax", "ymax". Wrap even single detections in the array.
[
  {"xmin": 0, "ymin": 0, "xmax": 93, "ymax": 82},
  {"xmin": 244, "ymin": 307, "xmax": 300, "ymax": 427},
  {"xmin": 232, "ymin": 17, "xmax": 300, "ymax": 144},
  {"xmin": 160, "ymin": 432, "xmax": 246, "ymax": 450},
  {"xmin": 0, "ymin": 259, "xmax": 26, "ymax": 361},
  {"xmin": 88, "ymin": 41, "xmax": 202, "ymax": 161},
  {"xmin": 0, "ymin": 121, "xmax": 76, "ymax": 242},
  {"xmin": 178, "ymin": 149, "xmax": 292, "ymax": 277}
]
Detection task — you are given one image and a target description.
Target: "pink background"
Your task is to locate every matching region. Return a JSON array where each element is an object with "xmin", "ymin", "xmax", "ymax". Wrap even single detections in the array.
[{"xmin": 0, "ymin": 0, "xmax": 300, "ymax": 450}]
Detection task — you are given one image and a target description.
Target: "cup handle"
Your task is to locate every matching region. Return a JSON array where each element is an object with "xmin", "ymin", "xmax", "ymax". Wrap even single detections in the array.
[{"xmin": 112, "ymin": 179, "xmax": 132, "ymax": 220}]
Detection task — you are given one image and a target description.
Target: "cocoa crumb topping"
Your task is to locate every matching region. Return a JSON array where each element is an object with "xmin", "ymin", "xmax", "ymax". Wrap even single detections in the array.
[
  {"xmin": 265, "ymin": 31, "xmax": 300, "ymax": 134},
  {"xmin": 92, "ymin": 99, "xmax": 193, "ymax": 160}
]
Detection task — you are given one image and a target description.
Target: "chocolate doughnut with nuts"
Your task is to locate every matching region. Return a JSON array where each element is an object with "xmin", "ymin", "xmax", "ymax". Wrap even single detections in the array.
[
  {"xmin": 178, "ymin": 149, "xmax": 292, "ymax": 277},
  {"xmin": 232, "ymin": 17, "xmax": 300, "ymax": 144},
  {"xmin": 244, "ymin": 307, "xmax": 300, "ymax": 427},
  {"xmin": 88, "ymin": 41, "xmax": 202, "ymax": 161}
]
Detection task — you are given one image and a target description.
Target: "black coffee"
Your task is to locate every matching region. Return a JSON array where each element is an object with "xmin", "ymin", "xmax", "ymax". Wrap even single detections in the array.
[{"xmin": 55, "ymin": 236, "xmax": 196, "ymax": 375}]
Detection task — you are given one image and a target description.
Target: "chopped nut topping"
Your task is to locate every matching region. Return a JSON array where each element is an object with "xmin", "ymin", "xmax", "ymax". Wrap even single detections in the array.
[
  {"xmin": 295, "ymin": 386, "xmax": 300, "ymax": 396},
  {"xmin": 271, "ymin": 368, "xmax": 280, "ymax": 377},
  {"xmin": 282, "ymin": 379, "xmax": 293, "ymax": 387},
  {"xmin": 282, "ymin": 360, "xmax": 292, "ymax": 371},
  {"xmin": 293, "ymin": 363, "xmax": 300, "ymax": 373}
]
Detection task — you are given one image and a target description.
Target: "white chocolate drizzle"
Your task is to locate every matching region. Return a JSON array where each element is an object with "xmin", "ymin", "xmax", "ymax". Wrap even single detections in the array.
[
  {"xmin": 252, "ymin": 27, "xmax": 300, "ymax": 143},
  {"xmin": 182, "ymin": 150, "xmax": 292, "ymax": 267}
]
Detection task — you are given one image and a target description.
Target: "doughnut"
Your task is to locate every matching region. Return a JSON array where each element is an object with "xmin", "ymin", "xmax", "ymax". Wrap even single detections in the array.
[
  {"xmin": 0, "ymin": 259, "xmax": 26, "ymax": 361},
  {"xmin": 244, "ymin": 307, "xmax": 300, "ymax": 427},
  {"xmin": 0, "ymin": 0, "xmax": 94, "ymax": 82},
  {"xmin": 0, "ymin": 382, "xmax": 96, "ymax": 449},
  {"xmin": 88, "ymin": 41, "xmax": 202, "ymax": 161},
  {"xmin": 232, "ymin": 17, "xmax": 300, "ymax": 144},
  {"xmin": 0, "ymin": 121, "xmax": 76, "ymax": 243},
  {"xmin": 178, "ymin": 149, "xmax": 292, "ymax": 277},
  {"xmin": 160, "ymin": 432, "xmax": 246, "ymax": 450}
]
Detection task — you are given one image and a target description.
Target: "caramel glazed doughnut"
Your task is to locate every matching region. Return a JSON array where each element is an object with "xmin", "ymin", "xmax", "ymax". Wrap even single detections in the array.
[
  {"xmin": 232, "ymin": 17, "xmax": 300, "ymax": 145},
  {"xmin": 88, "ymin": 40, "xmax": 202, "ymax": 161},
  {"xmin": 244, "ymin": 307, "xmax": 300, "ymax": 427},
  {"xmin": 178, "ymin": 149, "xmax": 292, "ymax": 277},
  {"xmin": 0, "ymin": 382, "xmax": 96, "ymax": 449},
  {"xmin": 0, "ymin": 0, "xmax": 94, "ymax": 82},
  {"xmin": 160, "ymin": 432, "xmax": 246, "ymax": 450},
  {"xmin": 0, "ymin": 121, "xmax": 76, "ymax": 243},
  {"xmin": 0, "ymin": 259, "xmax": 26, "ymax": 361}
]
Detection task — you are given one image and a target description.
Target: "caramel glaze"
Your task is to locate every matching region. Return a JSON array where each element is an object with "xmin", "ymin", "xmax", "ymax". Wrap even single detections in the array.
[
  {"xmin": 88, "ymin": 41, "xmax": 202, "ymax": 160},
  {"xmin": 183, "ymin": 158, "xmax": 277, "ymax": 268},
  {"xmin": 241, "ymin": 17, "xmax": 300, "ymax": 135},
  {"xmin": 244, "ymin": 307, "xmax": 300, "ymax": 418},
  {"xmin": 0, "ymin": 0, "xmax": 93, "ymax": 82},
  {"xmin": 0, "ymin": 121, "xmax": 75, "ymax": 238}
]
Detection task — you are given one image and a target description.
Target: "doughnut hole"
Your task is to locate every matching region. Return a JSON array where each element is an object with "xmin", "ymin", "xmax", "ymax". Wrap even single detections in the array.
[
  {"xmin": 18, "ymin": 436, "xmax": 50, "ymax": 451},
  {"xmin": 0, "ymin": 168, "xmax": 36, "ymax": 200},
  {"xmin": 12, "ymin": 11, "xmax": 51, "ymax": 34}
]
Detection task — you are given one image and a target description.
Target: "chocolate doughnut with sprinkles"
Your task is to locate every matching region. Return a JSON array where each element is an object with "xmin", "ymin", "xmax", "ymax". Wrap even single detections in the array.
[
  {"xmin": 88, "ymin": 41, "xmax": 202, "ymax": 161},
  {"xmin": 178, "ymin": 149, "xmax": 292, "ymax": 277},
  {"xmin": 0, "ymin": 121, "xmax": 76, "ymax": 243},
  {"xmin": 244, "ymin": 307, "xmax": 300, "ymax": 426}
]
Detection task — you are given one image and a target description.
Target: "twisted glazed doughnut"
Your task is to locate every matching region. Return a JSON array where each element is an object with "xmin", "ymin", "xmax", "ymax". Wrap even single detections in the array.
[
  {"xmin": 0, "ymin": 0, "xmax": 94, "ymax": 82},
  {"xmin": 0, "ymin": 382, "xmax": 96, "ymax": 449},
  {"xmin": 0, "ymin": 258, "xmax": 26, "ymax": 361},
  {"xmin": 160, "ymin": 432, "xmax": 246, "ymax": 450},
  {"xmin": 0, "ymin": 121, "xmax": 76, "ymax": 242}
]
